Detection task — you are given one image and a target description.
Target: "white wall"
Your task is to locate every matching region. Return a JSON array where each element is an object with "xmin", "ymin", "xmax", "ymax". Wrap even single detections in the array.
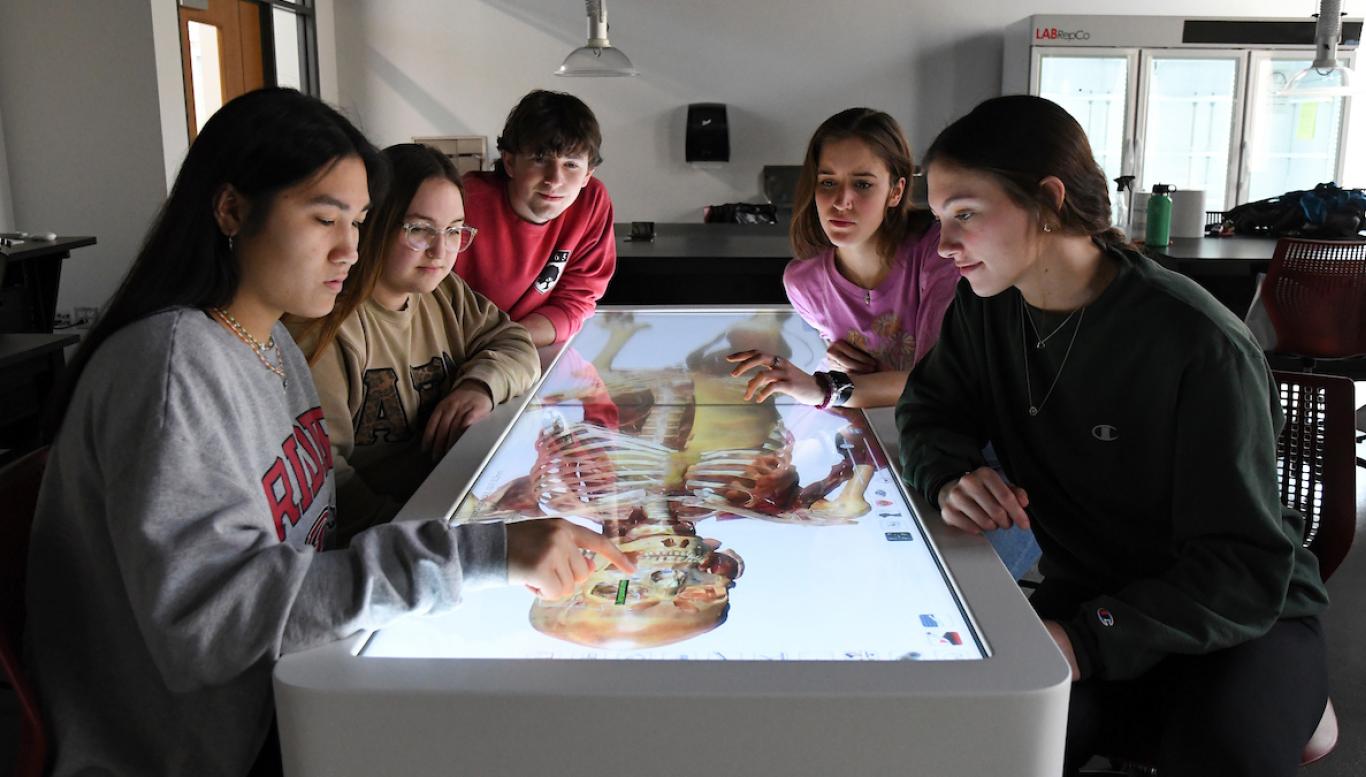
[
  {"xmin": 0, "ymin": 0, "xmax": 345, "ymax": 314},
  {"xmin": 151, "ymin": 0, "xmax": 191, "ymax": 194},
  {"xmin": 0, "ymin": 106, "xmax": 14, "ymax": 233},
  {"xmin": 0, "ymin": 0, "xmax": 1347, "ymax": 310},
  {"xmin": 0, "ymin": 0, "xmax": 171, "ymax": 314},
  {"xmin": 317, "ymin": 0, "xmax": 341, "ymax": 104},
  {"xmin": 333, "ymin": 0, "xmax": 1301, "ymax": 223}
]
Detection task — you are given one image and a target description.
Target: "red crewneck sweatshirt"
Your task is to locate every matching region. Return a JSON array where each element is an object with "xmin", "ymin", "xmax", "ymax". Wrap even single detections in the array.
[{"xmin": 456, "ymin": 171, "xmax": 616, "ymax": 343}]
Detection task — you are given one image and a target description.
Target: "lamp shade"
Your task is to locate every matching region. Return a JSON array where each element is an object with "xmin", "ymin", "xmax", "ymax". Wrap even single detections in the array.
[
  {"xmin": 1282, "ymin": 0, "xmax": 1358, "ymax": 97},
  {"xmin": 1282, "ymin": 64, "xmax": 1357, "ymax": 98},
  {"xmin": 556, "ymin": 45, "xmax": 638, "ymax": 77},
  {"xmin": 555, "ymin": 0, "xmax": 637, "ymax": 78}
]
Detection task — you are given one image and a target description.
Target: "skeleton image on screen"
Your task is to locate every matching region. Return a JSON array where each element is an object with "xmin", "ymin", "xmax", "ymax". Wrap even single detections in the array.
[
  {"xmin": 363, "ymin": 311, "xmax": 989, "ymax": 663},
  {"xmin": 529, "ymin": 522, "xmax": 744, "ymax": 648},
  {"xmin": 449, "ymin": 313, "xmax": 882, "ymax": 649},
  {"xmin": 516, "ymin": 313, "xmax": 879, "ymax": 527}
]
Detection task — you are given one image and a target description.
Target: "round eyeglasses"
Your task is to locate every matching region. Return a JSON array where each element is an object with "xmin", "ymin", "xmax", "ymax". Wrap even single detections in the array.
[{"xmin": 401, "ymin": 222, "xmax": 478, "ymax": 254}]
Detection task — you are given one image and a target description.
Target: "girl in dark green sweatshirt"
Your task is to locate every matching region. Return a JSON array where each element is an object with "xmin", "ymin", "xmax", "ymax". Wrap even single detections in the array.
[{"xmin": 897, "ymin": 95, "xmax": 1329, "ymax": 777}]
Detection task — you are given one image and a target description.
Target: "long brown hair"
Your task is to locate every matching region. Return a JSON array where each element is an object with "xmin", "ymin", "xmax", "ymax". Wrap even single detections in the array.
[
  {"xmin": 296, "ymin": 143, "xmax": 463, "ymax": 363},
  {"xmin": 789, "ymin": 108, "xmax": 933, "ymax": 261},
  {"xmin": 922, "ymin": 95, "xmax": 1129, "ymax": 249}
]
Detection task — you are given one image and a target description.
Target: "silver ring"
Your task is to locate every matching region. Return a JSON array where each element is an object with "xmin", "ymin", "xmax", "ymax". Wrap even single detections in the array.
[{"xmin": 770, "ymin": 355, "xmax": 782, "ymax": 369}]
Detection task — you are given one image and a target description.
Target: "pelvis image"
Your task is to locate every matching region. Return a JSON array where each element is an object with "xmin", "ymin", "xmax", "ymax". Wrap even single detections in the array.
[
  {"xmin": 530, "ymin": 522, "xmax": 744, "ymax": 648},
  {"xmin": 453, "ymin": 312, "xmax": 888, "ymax": 649}
]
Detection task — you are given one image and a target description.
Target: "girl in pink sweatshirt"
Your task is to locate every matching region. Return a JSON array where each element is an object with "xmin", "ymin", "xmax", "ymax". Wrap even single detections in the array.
[{"xmin": 729, "ymin": 108, "xmax": 959, "ymax": 409}]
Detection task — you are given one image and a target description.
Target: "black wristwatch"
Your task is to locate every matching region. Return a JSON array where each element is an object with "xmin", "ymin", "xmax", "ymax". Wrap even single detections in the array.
[{"xmin": 826, "ymin": 370, "xmax": 855, "ymax": 407}]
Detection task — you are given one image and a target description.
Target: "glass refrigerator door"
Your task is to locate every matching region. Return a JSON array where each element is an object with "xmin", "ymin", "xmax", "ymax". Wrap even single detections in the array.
[
  {"xmin": 1033, "ymin": 48, "xmax": 1139, "ymax": 188},
  {"xmin": 1242, "ymin": 51, "xmax": 1353, "ymax": 205},
  {"xmin": 362, "ymin": 310, "xmax": 987, "ymax": 663},
  {"xmin": 1136, "ymin": 51, "xmax": 1248, "ymax": 212}
]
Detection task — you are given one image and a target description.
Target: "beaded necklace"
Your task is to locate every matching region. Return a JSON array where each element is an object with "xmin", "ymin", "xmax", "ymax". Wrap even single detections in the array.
[{"xmin": 210, "ymin": 307, "xmax": 287, "ymax": 388}]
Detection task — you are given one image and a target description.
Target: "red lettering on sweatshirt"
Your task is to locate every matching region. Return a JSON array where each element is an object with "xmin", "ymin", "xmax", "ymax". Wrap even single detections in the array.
[
  {"xmin": 263, "ymin": 458, "xmax": 300, "ymax": 541},
  {"xmin": 297, "ymin": 406, "xmax": 333, "ymax": 471},
  {"xmin": 305, "ymin": 506, "xmax": 335, "ymax": 551},
  {"xmin": 281, "ymin": 435, "xmax": 315, "ymax": 515},
  {"xmin": 260, "ymin": 405, "xmax": 335, "ymax": 543}
]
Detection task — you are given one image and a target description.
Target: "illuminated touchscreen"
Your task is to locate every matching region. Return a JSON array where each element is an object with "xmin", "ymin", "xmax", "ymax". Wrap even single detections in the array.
[{"xmin": 361, "ymin": 311, "xmax": 986, "ymax": 661}]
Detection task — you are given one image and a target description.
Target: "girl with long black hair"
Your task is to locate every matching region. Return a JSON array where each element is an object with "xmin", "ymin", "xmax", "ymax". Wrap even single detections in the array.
[{"xmin": 28, "ymin": 88, "xmax": 629, "ymax": 777}]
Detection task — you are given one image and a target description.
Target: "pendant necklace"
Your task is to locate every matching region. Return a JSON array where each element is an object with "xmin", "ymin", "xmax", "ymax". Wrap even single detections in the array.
[
  {"xmin": 1019, "ymin": 295, "xmax": 1083, "ymax": 416},
  {"xmin": 1022, "ymin": 303, "xmax": 1081, "ymax": 350}
]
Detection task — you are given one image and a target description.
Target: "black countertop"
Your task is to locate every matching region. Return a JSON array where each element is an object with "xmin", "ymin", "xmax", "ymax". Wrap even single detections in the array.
[{"xmin": 615, "ymin": 223, "xmax": 790, "ymax": 260}]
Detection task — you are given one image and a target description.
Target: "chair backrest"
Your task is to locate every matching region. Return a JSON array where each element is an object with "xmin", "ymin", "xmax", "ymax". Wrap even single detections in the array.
[
  {"xmin": 0, "ymin": 445, "xmax": 50, "ymax": 777},
  {"xmin": 1272, "ymin": 372, "xmax": 1356, "ymax": 581},
  {"xmin": 1261, "ymin": 238, "xmax": 1366, "ymax": 358}
]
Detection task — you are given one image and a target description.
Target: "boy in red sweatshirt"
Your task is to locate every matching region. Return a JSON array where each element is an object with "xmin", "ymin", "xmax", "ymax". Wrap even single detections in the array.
[{"xmin": 458, "ymin": 90, "xmax": 616, "ymax": 346}]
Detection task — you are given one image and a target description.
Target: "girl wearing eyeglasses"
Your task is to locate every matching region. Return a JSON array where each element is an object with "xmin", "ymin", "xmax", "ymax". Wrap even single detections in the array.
[{"xmin": 293, "ymin": 143, "xmax": 540, "ymax": 543}]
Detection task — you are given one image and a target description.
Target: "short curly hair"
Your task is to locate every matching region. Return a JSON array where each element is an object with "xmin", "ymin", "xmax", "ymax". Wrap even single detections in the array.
[{"xmin": 494, "ymin": 90, "xmax": 603, "ymax": 174}]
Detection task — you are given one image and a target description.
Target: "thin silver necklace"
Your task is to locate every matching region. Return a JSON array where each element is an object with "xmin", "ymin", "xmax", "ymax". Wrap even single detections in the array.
[
  {"xmin": 1022, "ymin": 304, "xmax": 1080, "ymax": 349},
  {"xmin": 1019, "ymin": 295, "xmax": 1084, "ymax": 416}
]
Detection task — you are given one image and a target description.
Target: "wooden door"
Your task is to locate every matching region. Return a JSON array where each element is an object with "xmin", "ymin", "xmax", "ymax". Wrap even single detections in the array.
[{"xmin": 179, "ymin": 0, "xmax": 266, "ymax": 140}]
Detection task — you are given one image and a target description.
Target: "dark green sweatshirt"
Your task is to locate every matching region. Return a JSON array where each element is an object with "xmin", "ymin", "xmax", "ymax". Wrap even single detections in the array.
[{"xmin": 896, "ymin": 246, "xmax": 1328, "ymax": 681}]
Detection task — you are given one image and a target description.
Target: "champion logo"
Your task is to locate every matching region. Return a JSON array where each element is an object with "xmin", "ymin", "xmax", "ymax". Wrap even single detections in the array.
[
  {"xmin": 1097, "ymin": 608, "xmax": 1115, "ymax": 627},
  {"xmin": 1091, "ymin": 424, "xmax": 1119, "ymax": 442}
]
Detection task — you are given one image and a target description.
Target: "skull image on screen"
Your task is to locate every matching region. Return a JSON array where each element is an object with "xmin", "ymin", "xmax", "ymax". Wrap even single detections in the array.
[{"xmin": 530, "ymin": 523, "xmax": 744, "ymax": 649}]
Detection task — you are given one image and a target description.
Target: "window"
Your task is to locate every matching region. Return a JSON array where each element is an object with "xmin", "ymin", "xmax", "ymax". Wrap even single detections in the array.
[
  {"xmin": 265, "ymin": 1, "xmax": 318, "ymax": 96},
  {"xmin": 1243, "ymin": 54, "xmax": 1352, "ymax": 203}
]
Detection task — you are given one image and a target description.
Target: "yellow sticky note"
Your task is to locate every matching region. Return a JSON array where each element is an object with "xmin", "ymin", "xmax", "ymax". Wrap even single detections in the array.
[{"xmin": 1296, "ymin": 103, "xmax": 1319, "ymax": 140}]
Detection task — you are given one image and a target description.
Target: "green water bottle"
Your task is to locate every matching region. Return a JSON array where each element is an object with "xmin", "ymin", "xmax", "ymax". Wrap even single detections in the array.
[{"xmin": 1145, "ymin": 184, "xmax": 1175, "ymax": 248}]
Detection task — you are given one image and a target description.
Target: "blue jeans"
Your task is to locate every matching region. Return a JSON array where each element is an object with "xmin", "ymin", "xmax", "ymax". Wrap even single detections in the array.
[
  {"xmin": 981, "ymin": 441, "xmax": 1042, "ymax": 579},
  {"xmin": 986, "ymin": 524, "xmax": 1042, "ymax": 580}
]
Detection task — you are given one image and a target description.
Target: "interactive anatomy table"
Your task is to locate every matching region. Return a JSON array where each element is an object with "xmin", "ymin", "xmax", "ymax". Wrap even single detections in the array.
[{"xmin": 274, "ymin": 308, "xmax": 1070, "ymax": 777}]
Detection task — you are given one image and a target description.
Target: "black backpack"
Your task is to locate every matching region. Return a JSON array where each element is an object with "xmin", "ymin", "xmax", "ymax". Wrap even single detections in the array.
[{"xmin": 1223, "ymin": 183, "xmax": 1366, "ymax": 238}]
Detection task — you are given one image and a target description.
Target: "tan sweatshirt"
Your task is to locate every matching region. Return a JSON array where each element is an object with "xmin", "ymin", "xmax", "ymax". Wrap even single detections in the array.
[{"xmin": 296, "ymin": 275, "xmax": 539, "ymax": 541}]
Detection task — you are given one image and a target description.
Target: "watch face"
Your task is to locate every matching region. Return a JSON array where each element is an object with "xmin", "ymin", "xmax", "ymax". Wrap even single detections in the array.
[{"xmin": 827, "ymin": 371, "xmax": 855, "ymax": 406}]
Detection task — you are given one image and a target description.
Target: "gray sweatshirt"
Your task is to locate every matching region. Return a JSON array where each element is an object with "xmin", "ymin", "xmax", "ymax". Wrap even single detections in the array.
[{"xmin": 25, "ymin": 308, "xmax": 506, "ymax": 777}]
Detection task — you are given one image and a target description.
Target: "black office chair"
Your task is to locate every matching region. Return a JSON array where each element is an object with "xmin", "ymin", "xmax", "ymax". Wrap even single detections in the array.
[{"xmin": 1274, "ymin": 371, "xmax": 1357, "ymax": 581}]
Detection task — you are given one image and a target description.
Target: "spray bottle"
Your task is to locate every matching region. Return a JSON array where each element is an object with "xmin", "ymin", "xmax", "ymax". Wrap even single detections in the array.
[{"xmin": 1113, "ymin": 175, "xmax": 1136, "ymax": 237}]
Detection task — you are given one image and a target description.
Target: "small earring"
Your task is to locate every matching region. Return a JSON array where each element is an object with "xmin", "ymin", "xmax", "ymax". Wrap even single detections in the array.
[
  {"xmin": 227, "ymin": 233, "xmax": 236, "ymax": 252},
  {"xmin": 1042, "ymin": 223, "xmax": 1054, "ymax": 233}
]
